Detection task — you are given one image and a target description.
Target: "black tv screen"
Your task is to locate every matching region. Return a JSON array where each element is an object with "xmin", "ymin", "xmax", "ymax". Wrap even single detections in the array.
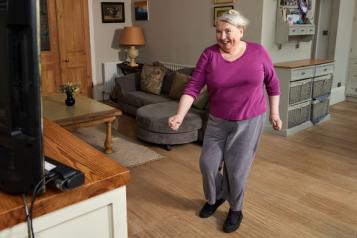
[{"xmin": 0, "ymin": 0, "xmax": 44, "ymax": 194}]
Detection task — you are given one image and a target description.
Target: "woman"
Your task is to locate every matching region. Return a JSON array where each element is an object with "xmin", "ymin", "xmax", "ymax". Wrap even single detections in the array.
[{"xmin": 168, "ymin": 10, "xmax": 282, "ymax": 233}]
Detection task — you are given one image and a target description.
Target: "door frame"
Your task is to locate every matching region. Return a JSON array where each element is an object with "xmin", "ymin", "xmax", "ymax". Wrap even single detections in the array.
[
  {"xmin": 87, "ymin": 1, "xmax": 96, "ymax": 91},
  {"xmin": 311, "ymin": 0, "xmax": 340, "ymax": 60}
]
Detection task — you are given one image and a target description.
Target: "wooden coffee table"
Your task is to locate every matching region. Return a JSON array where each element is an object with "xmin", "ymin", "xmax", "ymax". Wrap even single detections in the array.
[{"xmin": 42, "ymin": 94, "xmax": 122, "ymax": 153}]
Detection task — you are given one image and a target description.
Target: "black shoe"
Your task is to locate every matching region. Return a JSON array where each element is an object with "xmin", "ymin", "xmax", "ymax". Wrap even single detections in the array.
[
  {"xmin": 223, "ymin": 209, "xmax": 243, "ymax": 233},
  {"xmin": 199, "ymin": 198, "xmax": 225, "ymax": 218}
]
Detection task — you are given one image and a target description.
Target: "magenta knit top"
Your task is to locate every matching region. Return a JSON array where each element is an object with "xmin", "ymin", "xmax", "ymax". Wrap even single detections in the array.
[{"xmin": 183, "ymin": 42, "xmax": 280, "ymax": 121}]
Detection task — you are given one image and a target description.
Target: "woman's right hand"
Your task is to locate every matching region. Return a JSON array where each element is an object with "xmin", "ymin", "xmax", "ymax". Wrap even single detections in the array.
[{"xmin": 168, "ymin": 114, "xmax": 184, "ymax": 131}]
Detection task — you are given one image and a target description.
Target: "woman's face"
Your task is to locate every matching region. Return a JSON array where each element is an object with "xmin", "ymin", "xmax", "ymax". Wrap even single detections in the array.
[{"xmin": 216, "ymin": 21, "xmax": 243, "ymax": 53}]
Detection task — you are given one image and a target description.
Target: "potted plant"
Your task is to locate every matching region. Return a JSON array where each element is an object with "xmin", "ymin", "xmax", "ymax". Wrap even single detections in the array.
[{"xmin": 59, "ymin": 82, "xmax": 80, "ymax": 106}]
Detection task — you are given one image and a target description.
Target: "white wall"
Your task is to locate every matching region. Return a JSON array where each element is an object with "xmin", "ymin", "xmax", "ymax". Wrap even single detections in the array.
[
  {"xmin": 261, "ymin": 0, "xmax": 315, "ymax": 63},
  {"xmin": 333, "ymin": 0, "xmax": 355, "ymax": 89},
  {"xmin": 329, "ymin": 0, "xmax": 355, "ymax": 104},
  {"xmin": 313, "ymin": 0, "xmax": 333, "ymax": 59},
  {"xmin": 132, "ymin": 0, "xmax": 263, "ymax": 66},
  {"xmin": 87, "ymin": 0, "xmax": 355, "ymax": 103},
  {"xmin": 89, "ymin": 0, "xmax": 132, "ymax": 87}
]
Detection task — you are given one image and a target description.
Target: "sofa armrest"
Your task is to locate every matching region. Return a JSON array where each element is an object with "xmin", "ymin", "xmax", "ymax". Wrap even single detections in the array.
[{"xmin": 114, "ymin": 73, "xmax": 139, "ymax": 99}]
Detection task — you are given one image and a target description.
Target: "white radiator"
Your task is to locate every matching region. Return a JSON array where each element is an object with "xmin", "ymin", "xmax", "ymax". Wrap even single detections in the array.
[
  {"xmin": 159, "ymin": 61, "xmax": 194, "ymax": 71},
  {"xmin": 102, "ymin": 61, "xmax": 123, "ymax": 100}
]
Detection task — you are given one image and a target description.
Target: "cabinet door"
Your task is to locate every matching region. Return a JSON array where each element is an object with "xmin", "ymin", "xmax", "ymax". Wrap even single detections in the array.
[{"xmin": 56, "ymin": 0, "xmax": 92, "ymax": 96}]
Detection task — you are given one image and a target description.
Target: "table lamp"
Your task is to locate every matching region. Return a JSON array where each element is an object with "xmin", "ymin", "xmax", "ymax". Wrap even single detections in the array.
[{"xmin": 119, "ymin": 26, "xmax": 145, "ymax": 67}]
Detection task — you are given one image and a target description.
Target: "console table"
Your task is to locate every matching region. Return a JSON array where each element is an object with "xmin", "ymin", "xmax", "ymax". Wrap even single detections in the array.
[{"xmin": 0, "ymin": 118, "xmax": 130, "ymax": 238}]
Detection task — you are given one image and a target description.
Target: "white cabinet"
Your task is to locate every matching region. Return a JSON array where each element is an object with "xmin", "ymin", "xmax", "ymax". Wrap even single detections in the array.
[
  {"xmin": 272, "ymin": 59, "xmax": 334, "ymax": 136},
  {"xmin": 0, "ymin": 187, "xmax": 128, "ymax": 238},
  {"xmin": 276, "ymin": 1, "xmax": 315, "ymax": 48}
]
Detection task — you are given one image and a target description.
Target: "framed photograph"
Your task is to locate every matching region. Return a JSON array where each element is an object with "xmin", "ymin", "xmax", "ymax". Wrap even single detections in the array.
[
  {"xmin": 213, "ymin": 0, "xmax": 234, "ymax": 4},
  {"xmin": 101, "ymin": 2, "xmax": 125, "ymax": 23},
  {"xmin": 134, "ymin": 0, "xmax": 149, "ymax": 21},
  {"xmin": 214, "ymin": 5, "xmax": 234, "ymax": 26}
]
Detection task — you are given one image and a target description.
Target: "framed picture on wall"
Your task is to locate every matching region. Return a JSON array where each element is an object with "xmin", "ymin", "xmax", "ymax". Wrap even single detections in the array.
[
  {"xmin": 213, "ymin": 5, "xmax": 234, "ymax": 26},
  {"xmin": 213, "ymin": 0, "xmax": 234, "ymax": 4},
  {"xmin": 101, "ymin": 2, "xmax": 125, "ymax": 23},
  {"xmin": 134, "ymin": 0, "xmax": 149, "ymax": 21}
]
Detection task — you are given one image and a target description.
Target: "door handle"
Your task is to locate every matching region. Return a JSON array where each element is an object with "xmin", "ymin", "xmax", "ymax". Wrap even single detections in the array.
[{"xmin": 64, "ymin": 58, "xmax": 69, "ymax": 63}]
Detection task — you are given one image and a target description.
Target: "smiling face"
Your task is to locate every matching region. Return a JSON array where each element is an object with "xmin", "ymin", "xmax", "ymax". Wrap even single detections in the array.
[{"xmin": 216, "ymin": 21, "xmax": 244, "ymax": 53}]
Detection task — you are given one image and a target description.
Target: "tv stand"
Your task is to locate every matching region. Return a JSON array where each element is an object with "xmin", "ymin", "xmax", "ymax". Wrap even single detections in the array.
[{"xmin": 0, "ymin": 118, "xmax": 130, "ymax": 238}]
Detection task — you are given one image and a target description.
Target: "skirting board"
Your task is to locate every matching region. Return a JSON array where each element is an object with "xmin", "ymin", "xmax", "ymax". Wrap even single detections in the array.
[
  {"xmin": 330, "ymin": 86, "xmax": 346, "ymax": 105},
  {"xmin": 346, "ymin": 96, "xmax": 357, "ymax": 102}
]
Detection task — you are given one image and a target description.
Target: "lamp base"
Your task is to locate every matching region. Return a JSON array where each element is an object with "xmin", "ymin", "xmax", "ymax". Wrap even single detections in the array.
[
  {"xmin": 128, "ymin": 46, "xmax": 139, "ymax": 67},
  {"xmin": 128, "ymin": 61, "xmax": 138, "ymax": 67}
]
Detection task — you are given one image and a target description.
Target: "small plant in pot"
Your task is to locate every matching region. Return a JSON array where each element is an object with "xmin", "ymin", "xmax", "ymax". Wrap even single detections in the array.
[{"xmin": 59, "ymin": 82, "xmax": 80, "ymax": 106}]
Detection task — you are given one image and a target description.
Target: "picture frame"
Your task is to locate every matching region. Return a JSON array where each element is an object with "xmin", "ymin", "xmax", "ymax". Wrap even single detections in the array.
[
  {"xmin": 134, "ymin": 0, "xmax": 149, "ymax": 21},
  {"xmin": 213, "ymin": 5, "xmax": 234, "ymax": 26},
  {"xmin": 213, "ymin": 0, "xmax": 234, "ymax": 4},
  {"xmin": 101, "ymin": 2, "xmax": 125, "ymax": 23}
]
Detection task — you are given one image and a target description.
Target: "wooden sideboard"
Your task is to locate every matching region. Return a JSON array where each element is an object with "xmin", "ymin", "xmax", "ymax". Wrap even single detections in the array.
[{"xmin": 0, "ymin": 118, "xmax": 130, "ymax": 238}]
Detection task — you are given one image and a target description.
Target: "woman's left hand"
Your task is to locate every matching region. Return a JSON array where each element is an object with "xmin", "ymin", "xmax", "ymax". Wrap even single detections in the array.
[{"xmin": 269, "ymin": 114, "xmax": 282, "ymax": 131}]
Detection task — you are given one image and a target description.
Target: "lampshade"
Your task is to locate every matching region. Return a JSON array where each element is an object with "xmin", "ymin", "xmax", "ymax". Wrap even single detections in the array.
[{"xmin": 119, "ymin": 26, "xmax": 145, "ymax": 46}]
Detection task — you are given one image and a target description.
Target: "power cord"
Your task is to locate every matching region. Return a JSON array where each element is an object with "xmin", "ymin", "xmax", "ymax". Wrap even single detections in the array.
[
  {"xmin": 22, "ymin": 171, "xmax": 57, "ymax": 238},
  {"xmin": 21, "ymin": 195, "xmax": 32, "ymax": 238}
]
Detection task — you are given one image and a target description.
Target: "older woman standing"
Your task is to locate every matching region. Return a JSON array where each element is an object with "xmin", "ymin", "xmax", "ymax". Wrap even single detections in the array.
[{"xmin": 168, "ymin": 10, "xmax": 282, "ymax": 233}]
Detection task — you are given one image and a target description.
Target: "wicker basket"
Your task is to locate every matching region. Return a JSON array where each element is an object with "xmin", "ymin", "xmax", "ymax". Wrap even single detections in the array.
[
  {"xmin": 312, "ymin": 74, "xmax": 332, "ymax": 99},
  {"xmin": 311, "ymin": 95, "xmax": 330, "ymax": 124},
  {"xmin": 289, "ymin": 78, "xmax": 312, "ymax": 105},
  {"xmin": 288, "ymin": 100, "xmax": 311, "ymax": 128}
]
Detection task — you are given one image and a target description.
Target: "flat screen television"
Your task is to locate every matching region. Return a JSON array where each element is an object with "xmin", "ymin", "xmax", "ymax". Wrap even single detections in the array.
[{"xmin": 0, "ymin": 0, "xmax": 44, "ymax": 194}]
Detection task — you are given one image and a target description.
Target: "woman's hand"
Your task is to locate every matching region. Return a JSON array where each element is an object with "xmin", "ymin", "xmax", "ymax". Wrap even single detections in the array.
[
  {"xmin": 269, "ymin": 114, "xmax": 282, "ymax": 131},
  {"xmin": 168, "ymin": 114, "xmax": 184, "ymax": 131}
]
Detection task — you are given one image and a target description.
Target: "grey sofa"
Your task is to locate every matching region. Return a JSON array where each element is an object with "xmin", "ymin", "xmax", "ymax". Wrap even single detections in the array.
[{"xmin": 113, "ymin": 67, "xmax": 208, "ymax": 150}]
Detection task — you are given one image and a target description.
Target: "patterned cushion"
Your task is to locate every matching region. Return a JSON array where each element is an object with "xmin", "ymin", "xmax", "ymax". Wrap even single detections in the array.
[
  {"xmin": 192, "ymin": 86, "xmax": 209, "ymax": 109},
  {"xmin": 168, "ymin": 72, "xmax": 189, "ymax": 100},
  {"xmin": 140, "ymin": 65, "xmax": 165, "ymax": 95}
]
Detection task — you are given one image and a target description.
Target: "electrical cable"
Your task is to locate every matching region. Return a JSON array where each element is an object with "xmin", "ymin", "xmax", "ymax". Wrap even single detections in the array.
[
  {"xmin": 21, "ymin": 171, "xmax": 57, "ymax": 238},
  {"xmin": 21, "ymin": 194, "xmax": 32, "ymax": 238}
]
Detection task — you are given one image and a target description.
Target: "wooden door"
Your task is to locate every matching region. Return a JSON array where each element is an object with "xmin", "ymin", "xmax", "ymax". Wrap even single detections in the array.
[
  {"xmin": 55, "ymin": 0, "xmax": 92, "ymax": 96},
  {"xmin": 40, "ymin": 0, "xmax": 61, "ymax": 95}
]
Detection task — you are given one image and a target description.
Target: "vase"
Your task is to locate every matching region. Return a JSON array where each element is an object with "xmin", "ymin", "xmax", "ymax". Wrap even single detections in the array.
[{"xmin": 65, "ymin": 92, "xmax": 75, "ymax": 106}]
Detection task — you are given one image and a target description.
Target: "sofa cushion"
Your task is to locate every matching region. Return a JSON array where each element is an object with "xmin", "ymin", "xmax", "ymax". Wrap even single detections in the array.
[
  {"xmin": 136, "ymin": 101, "xmax": 202, "ymax": 134},
  {"xmin": 124, "ymin": 91, "xmax": 171, "ymax": 108},
  {"xmin": 140, "ymin": 65, "xmax": 165, "ymax": 95},
  {"xmin": 152, "ymin": 61, "xmax": 172, "ymax": 73},
  {"xmin": 168, "ymin": 72, "xmax": 189, "ymax": 100},
  {"xmin": 161, "ymin": 71, "xmax": 175, "ymax": 95},
  {"xmin": 192, "ymin": 86, "xmax": 209, "ymax": 109}
]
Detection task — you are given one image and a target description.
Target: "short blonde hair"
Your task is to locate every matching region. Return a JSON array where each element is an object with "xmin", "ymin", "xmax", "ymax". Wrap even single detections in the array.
[{"xmin": 217, "ymin": 9, "xmax": 249, "ymax": 28}]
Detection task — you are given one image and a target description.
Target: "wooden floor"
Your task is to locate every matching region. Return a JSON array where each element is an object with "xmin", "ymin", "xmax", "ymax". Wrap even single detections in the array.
[{"xmin": 116, "ymin": 101, "xmax": 357, "ymax": 238}]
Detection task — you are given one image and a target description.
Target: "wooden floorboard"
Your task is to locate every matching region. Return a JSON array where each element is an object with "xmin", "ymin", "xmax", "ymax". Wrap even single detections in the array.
[{"xmin": 115, "ymin": 101, "xmax": 357, "ymax": 237}]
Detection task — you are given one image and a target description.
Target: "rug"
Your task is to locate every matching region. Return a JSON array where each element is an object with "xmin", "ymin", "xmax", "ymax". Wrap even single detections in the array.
[{"xmin": 72, "ymin": 125, "xmax": 164, "ymax": 168}]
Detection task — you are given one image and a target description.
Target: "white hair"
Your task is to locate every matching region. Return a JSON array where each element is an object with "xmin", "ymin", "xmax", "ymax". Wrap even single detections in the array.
[{"xmin": 217, "ymin": 9, "xmax": 249, "ymax": 28}]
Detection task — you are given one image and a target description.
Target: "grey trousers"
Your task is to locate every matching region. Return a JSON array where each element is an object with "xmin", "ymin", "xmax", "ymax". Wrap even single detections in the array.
[{"xmin": 199, "ymin": 113, "xmax": 265, "ymax": 211}]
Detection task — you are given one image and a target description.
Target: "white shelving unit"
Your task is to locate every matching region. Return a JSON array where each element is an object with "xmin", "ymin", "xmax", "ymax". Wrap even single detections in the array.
[
  {"xmin": 271, "ymin": 59, "xmax": 334, "ymax": 137},
  {"xmin": 276, "ymin": 0, "xmax": 315, "ymax": 49}
]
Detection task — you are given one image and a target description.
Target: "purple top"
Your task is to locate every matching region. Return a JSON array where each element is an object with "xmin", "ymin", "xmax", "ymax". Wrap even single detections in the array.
[{"xmin": 183, "ymin": 42, "xmax": 280, "ymax": 120}]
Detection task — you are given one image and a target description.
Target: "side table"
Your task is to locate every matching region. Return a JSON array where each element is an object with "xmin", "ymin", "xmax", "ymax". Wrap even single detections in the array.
[{"xmin": 117, "ymin": 62, "xmax": 144, "ymax": 75}]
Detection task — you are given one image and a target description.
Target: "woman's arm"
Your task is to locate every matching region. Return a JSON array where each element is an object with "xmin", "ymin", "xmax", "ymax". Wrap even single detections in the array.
[
  {"xmin": 168, "ymin": 95, "xmax": 195, "ymax": 131},
  {"xmin": 269, "ymin": 95, "xmax": 282, "ymax": 131}
]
